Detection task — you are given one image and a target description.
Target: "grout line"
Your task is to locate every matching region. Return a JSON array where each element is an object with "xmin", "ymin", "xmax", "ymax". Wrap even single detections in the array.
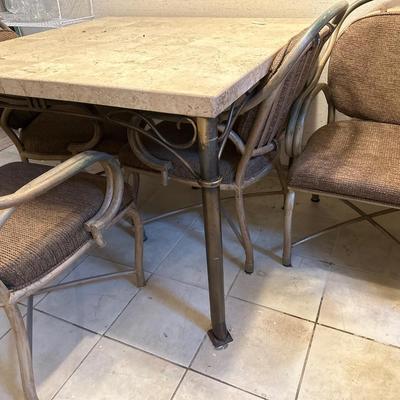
[
  {"xmin": 32, "ymin": 308, "xmax": 101, "ymax": 336},
  {"xmin": 102, "ymin": 277, "xmax": 150, "ymax": 337},
  {"xmin": 169, "ymin": 369, "xmax": 189, "ymax": 400},
  {"xmin": 186, "ymin": 369, "xmax": 268, "ymax": 400},
  {"xmin": 49, "ymin": 277, "xmax": 146, "ymax": 399},
  {"xmin": 102, "ymin": 334, "xmax": 189, "ymax": 369},
  {"xmin": 294, "ymin": 265, "xmax": 330, "ymax": 400},
  {"xmin": 33, "ymin": 254, "xmax": 90, "ymax": 309},
  {"xmin": 150, "ymin": 215, "xmax": 199, "ymax": 275},
  {"xmin": 316, "ymin": 323, "xmax": 400, "ymax": 351},
  {"xmin": 50, "ymin": 334, "xmax": 102, "ymax": 400},
  {"xmin": 228, "ymin": 294, "xmax": 316, "ymax": 324}
]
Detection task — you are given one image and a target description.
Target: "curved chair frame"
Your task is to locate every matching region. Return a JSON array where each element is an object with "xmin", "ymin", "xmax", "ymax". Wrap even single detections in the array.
[
  {"xmin": 0, "ymin": 96, "xmax": 106, "ymax": 162},
  {"xmin": 109, "ymin": 0, "xmax": 348, "ymax": 273},
  {"xmin": 282, "ymin": 0, "xmax": 399, "ymax": 266},
  {"xmin": 0, "ymin": 151, "xmax": 144, "ymax": 400}
]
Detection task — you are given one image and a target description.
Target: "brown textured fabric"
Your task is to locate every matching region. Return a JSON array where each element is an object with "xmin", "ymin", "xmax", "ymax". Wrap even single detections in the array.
[
  {"xmin": 0, "ymin": 162, "xmax": 133, "ymax": 291},
  {"xmin": 0, "ymin": 29, "xmax": 17, "ymax": 42},
  {"xmin": 119, "ymin": 121, "xmax": 274, "ymax": 184},
  {"xmin": 329, "ymin": 12, "xmax": 400, "ymax": 124},
  {"xmin": 20, "ymin": 105, "xmax": 128, "ymax": 155},
  {"xmin": 234, "ymin": 28, "xmax": 325, "ymax": 144},
  {"xmin": 289, "ymin": 120, "xmax": 400, "ymax": 207}
]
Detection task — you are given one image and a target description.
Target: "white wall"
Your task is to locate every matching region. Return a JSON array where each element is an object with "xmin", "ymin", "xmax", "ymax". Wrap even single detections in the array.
[{"xmin": 93, "ymin": 0, "xmax": 394, "ymax": 18}]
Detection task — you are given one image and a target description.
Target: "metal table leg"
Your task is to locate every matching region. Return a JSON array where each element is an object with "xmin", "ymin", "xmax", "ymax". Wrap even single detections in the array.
[{"xmin": 197, "ymin": 117, "xmax": 233, "ymax": 348}]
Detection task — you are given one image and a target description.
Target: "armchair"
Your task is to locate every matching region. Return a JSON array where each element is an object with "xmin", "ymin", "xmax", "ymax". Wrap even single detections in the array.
[
  {"xmin": 0, "ymin": 151, "xmax": 144, "ymax": 400},
  {"xmin": 282, "ymin": 1, "xmax": 400, "ymax": 266}
]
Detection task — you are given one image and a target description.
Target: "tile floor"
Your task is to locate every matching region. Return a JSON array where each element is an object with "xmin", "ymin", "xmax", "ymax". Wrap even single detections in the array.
[{"xmin": 1, "ymin": 145, "xmax": 400, "ymax": 399}]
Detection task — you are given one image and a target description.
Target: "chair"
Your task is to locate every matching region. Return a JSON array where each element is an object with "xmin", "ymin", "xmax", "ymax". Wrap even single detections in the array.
[
  {"xmin": 0, "ymin": 151, "xmax": 144, "ymax": 400},
  {"xmin": 113, "ymin": 1, "xmax": 348, "ymax": 274},
  {"xmin": 2, "ymin": 102, "xmax": 129, "ymax": 162},
  {"xmin": 0, "ymin": 23, "xmax": 127, "ymax": 162},
  {"xmin": 282, "ymin": 3, "xmax": 400, "ymax": 267}
]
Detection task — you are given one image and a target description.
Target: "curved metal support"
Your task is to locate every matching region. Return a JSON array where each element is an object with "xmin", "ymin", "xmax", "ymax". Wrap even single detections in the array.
[
  {"xmin": 235, "ymin": 189, "xmax": 254, "ymax": 274},
  {"xmin": 291, "ymin": 83, "xmax": 334, "ymax": 157},
  {"xmin": 67, "ymin": 120, "xmax": 103, "ymax": 155},
  {"xmin": 0, "ymin": 98, "xmax": 106, "ymax": 160},
  {"xmin": 1, "ymin": 108, "xmax": 25, "ymax": 156},
  {"xmin": 0, "ymin": 281, "xmax": 38, "ymax": 400},
  {"xmin": 283, "ymin": 190, "xmax": 296, "ymax": 267},
  {"xmin": 285, "ymin": 0, "xmax": 378, "ymax": 157},
  {"xmin": 241, "ymin": 1, "xmax": 348, "ymax": 114},
  {"xmin": 107, "ymin": 110, "xmax": 201, "ymax": 182}
]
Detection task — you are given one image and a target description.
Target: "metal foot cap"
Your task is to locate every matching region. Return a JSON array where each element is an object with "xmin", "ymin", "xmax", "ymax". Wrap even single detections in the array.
[{"xmin": 207, "ymin": 329, "xmax": 233, "ymax": 350}]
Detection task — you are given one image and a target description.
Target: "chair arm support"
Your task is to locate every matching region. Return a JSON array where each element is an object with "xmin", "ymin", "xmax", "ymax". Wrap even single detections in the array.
[
  {"xmin": 0, "ymin": 152, "xmax": 124, "ymax": 237},
  {"xmin": 0, "ymin": 108, "xmax": 25, "ymax": 155},
  {"xmin": 286, "ymin": 83, "xmax": 334, "ymax": 158}
]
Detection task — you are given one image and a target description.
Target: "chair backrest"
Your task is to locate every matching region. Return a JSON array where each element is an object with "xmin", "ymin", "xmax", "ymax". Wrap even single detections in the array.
[
  {"xmin": 234, "ymin": 29, "xmax": 320, "ymax": 144},
  {"xmin": 0, "ymin": 22, "xmax": 17, "ymax": 42},
  {"xmin": 328, "ymin": 11, "xmax": 400, "ymax": 125},
  {"xmin": 224, "ymin": 1, "xmax": 348, "ymax": 184}
]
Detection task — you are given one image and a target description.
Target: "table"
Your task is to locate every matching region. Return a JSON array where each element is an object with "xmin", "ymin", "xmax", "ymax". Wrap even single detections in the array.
[{"xmin": 0, "ymin": 16, "xmax": 312, "ymax": 347}]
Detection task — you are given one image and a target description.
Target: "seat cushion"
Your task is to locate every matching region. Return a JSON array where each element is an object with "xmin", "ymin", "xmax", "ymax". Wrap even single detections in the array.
[
  {"xmin": 20, "ymin": 105, "xmax": 127, "ymax": 156},
  {"xmin": 329, "ymin": 12, "xmax": 400, "ymax": 124},
  {"xmin": 0, "ymin": 162, "xmax": 133, "ymax": 291},
  {"xmin": 119, "ymin": 121, "xmax": 274, "ymax": 184},
  {"xmin": 288, "ymin": 120, "xmax": 400, "ymax": 207}
]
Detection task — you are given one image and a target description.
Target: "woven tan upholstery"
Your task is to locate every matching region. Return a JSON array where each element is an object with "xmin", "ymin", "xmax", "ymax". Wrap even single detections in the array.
[
  {"xmin": 0, "ymin": 29, "xmax": 17, "ymax": 42},
  {"xmin": 289, "ymin": 120, "xmax": 400, "ymax": 207},
  {"xmin": 329, "ymin": 12, "xmax": 400, "ymax": 124},
  {"xmin": 19, "ymin": 105, "xmax": 128, "ymax": 156},
  {"xmin": 0, "ymin": 162, "xmax": 133, "ymax": 290},
  {"xmin": 119, "ymin": 121, "xmax": 275, "ymax": 184},
  {"xmin": 234, "ymin": 27, "xmax": 327, "ymax": 144}
]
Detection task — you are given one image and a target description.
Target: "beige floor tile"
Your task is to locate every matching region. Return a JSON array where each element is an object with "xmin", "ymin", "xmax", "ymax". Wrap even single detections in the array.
[
  {"xmin": 299, "ymin": 326, "xmax": 400, "ymax": 400},
  {"xmin": 319, "ymin": 267, "xmax": 400, "ymax": 347},
  {"xmin": 174, "ymin": 371, "xmax": 260, "ymax": 400},
  {"xmin": 0, "ymin": 305, "xmax": 26, "ymax": 339},
  {"xmin": 0, "ymin": 310, "xmax": 99, "ymax": 400},
  {"xmin": 192, "ymin": 297, "xmax": 313, "ymax": 400},
  {"xmin": 107, "ymin": 275, "xmax": 210, "ymax": 366},
  {"xmin": 54, "ymin": 337, "xmax": 184, "ymax": 400},
  {"xmin": 141, "ymin": 179, "xmax": 202, "ymax": 221},
  {"xmin": 37, "ymin": 256, "xmax": 140, "ymax": 334},
  {"xmin": 254, "ymin": 193, "xmax": 351, "ymax": 264},
  {"xmin": 19, "ymin": 255, "xmax": 88, "ymax": 308},
  {"xmin": 90, "ymin": 215, "xmax": 194, "ymax": 272},
  {"xmin": 331, "ymin": 221, "xmax": 394, "ymax": 273},
  {"xmin": 155, "ymin": 226, "xmax": 241, "ymax": 293},
  {"xmin": 230, "ymin": 255, "xmax": 330, "ymax": 321},
  {"xmin": 0, "ymin": 146, "xmax": 20, "ymax": 167},
  {"xmin": 0, "ymin": 310, "xmax": 10, "ymax": 339}
]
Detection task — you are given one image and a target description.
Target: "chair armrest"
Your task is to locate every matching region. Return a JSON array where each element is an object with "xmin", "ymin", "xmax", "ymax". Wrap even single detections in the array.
[
  {"xmin": 286, "ymin": 83, "xmax": 335, "ymax": 158},
  {"xmin": 0, "ymin": 151, "xmax": 124, "ymax": 238}
]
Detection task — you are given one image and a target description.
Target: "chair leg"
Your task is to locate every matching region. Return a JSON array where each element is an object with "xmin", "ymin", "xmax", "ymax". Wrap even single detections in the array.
[
  {"xmin": 274, "ymin": 161, "xmax": 288, "ymax": 209},
  {"xmin": 126, "ymin": 207, "xmax": 145, "ymax": 287},
  {"xmin": 235, "ymin": 190, "xmax": 254, "ymax": 274},
  {"xmin": 311, "ymin": 194, "xmax": 320, "ymax": 203},
  {"xmin": 26, "ymin": 296, "xmax": 34, "ymax": 355},
  {"xmin": 4, "ymin": 303, "xmax": 39, "ymax": 400},
  {"xmin": 283, "ymin": 190, "xmax": 296, "ymax": 267}
]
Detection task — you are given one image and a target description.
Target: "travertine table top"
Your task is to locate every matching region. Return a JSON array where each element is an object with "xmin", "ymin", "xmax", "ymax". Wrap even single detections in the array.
[{"xmin": 0, "ymin": 17, "xmax": 312, "ymax": 117}]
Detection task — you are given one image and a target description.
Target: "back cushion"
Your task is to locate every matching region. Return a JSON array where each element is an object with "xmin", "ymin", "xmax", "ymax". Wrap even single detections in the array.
[
  {"xmin": 0, "ymin": 29, "xmax": 17, "ymax": 42},
  {"xmin": 234, "ymin": 27, "xmax": 329, "ymax": 146},
  {"xmin": 329, "ymin": 12, "xmax": 400, "ymax": 124}
]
